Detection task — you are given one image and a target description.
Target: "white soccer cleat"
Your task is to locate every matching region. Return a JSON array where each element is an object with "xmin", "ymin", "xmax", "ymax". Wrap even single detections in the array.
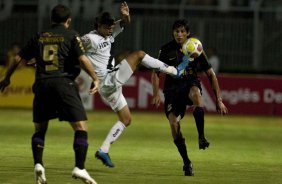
[
  {"xmin": 34, "ymin": 163, "xmax": 47, "ymax": 184},
  {"xmin": 72, "ymin": 167, "xmax": 97, "ymax": 184}
]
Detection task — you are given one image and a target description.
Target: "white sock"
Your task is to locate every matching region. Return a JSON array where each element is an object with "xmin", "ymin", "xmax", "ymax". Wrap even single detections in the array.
[
  {"xmin": 141, "ymin": 54, "xmax": 177, "ymax": 76},
  {"xmin": 100, "ymin": 121, "xmax": 126, "ymax": 153}
]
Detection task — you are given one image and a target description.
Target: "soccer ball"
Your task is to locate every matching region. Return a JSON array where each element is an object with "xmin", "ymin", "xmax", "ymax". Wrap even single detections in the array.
[{"xmin": 182, "ymin": 37, "xmax": 203, "ymax": 58}]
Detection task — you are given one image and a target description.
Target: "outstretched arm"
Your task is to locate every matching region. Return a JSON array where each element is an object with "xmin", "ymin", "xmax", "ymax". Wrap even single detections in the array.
[
  {"xmin": 120, "ymin": 1, "xmax": 130, "ymax": 27},
  {"xmin": 205, "ymin": 68, "xmax": 228, "ymax": 115},
  {"xmin": 151, "ymin": 71, "xmax": 161, "ymax": 108},
  {"xmin": 0, "ymin": 55, "xmax": 23, "ymax": 92}
]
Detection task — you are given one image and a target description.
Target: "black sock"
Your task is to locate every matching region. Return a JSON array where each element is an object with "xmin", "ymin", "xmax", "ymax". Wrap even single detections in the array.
[
  {"xmin": 174, "ymin": 136, "xmax": 190, "ymax": 165},
  {"xmin": 31, "ymin": 131, "xmax": 45, "ymax": 166},
  {"xmin": 73, "ymin": 130, "xmax": 88, "ymax": 169},
  {"xmin": 193, "ymin": 107, "xmax": 205, "ymax": 139}
]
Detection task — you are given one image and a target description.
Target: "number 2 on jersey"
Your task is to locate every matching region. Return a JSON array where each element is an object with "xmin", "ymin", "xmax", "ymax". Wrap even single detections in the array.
[{"xmin": 43, "ymin": 44, "xmax": 59, "ymax": 71}]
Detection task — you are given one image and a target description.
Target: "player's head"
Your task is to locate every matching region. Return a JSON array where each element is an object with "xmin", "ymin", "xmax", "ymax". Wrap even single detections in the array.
[
  {"xmin": 172, "ymin": 19, "xmax": 190, "ymax": 45},
  {"xmin": 51, "ymin": 4, "xmax": 72, "ymax": 27},
  {"xmin": 94, "ymin": 12, "xmax": 115, "ymax": 38}
]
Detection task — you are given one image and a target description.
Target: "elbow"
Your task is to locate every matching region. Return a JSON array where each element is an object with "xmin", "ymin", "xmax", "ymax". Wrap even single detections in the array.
[{"xmin": 14, "ymin": 55, "xmax": 23, "ymax": 65}]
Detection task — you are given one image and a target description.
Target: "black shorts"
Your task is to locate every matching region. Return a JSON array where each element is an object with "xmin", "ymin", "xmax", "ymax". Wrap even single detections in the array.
[
  {"xmin": 32, "ymin": 77, "xmax": 87, "ymax": 123},
  {"xmin": 164, "ymin": 78, "xmax": 202, "ymax": 119}
]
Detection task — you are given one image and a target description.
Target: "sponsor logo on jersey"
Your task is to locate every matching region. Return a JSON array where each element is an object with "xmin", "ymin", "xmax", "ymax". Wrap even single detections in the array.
[{"xmin": 98, "ymin": 42, "xmax": 110, "ymax": 49}]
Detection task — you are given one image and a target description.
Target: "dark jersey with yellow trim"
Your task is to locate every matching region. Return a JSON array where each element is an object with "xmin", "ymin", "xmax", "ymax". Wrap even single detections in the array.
[
  {"xmin": 19, "ymin": 24, "xmax": 85, "ymax": 80},
  {"xmin": 158, "ymin": 39, "xmax": 211, "ymax": 93}
]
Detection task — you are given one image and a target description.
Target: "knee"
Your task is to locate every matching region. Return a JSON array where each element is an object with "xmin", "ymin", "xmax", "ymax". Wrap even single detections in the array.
[
  {"xmin": 190, "ymin": 91, "xmax": 201, "ymax": 100},
  {"xmin": 70, "ymin": 121, "xmax": 88, "ymax": 131},
  {"xmin": 121, "ymin": 117, "xmax": 132, "ymax": 127},
  {"xmin": 169, "ymin": 119, "xmax": 179, "ymax": 128},
  {"xmin": 189, "ymin": 90, "xmax": 202, "ymax": 106},
  {"xmin": 133, "ymin": 50, "xmax": 146, "ymax": 59},
  {"xmin": 126, "ymin": 117, "xmax": 132, "ymax": 126}
]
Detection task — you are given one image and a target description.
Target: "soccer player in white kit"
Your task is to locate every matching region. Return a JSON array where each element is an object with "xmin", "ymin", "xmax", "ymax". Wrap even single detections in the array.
[{"xmin": 81, "ymin": 2, "xmax": 183, "ymax": 167}]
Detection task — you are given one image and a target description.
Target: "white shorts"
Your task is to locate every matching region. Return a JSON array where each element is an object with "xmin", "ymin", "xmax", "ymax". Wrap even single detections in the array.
[{"xmin": 99, "ymin": 60, "xmax": 133, "ymax": 112}]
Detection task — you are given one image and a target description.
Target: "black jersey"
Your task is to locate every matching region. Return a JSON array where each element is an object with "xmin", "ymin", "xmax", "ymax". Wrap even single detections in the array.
[
  {"xmin": 158, "ymin": 39, "xmax": 211, "ymax": 93},
  {"xmin": 19, "ymin": 24, "xmax": 85, "ymax": 80}
]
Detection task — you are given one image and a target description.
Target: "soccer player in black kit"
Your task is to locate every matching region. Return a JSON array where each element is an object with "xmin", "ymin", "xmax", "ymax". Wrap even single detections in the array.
[
  {"xmin": 0, "ymin": 4, "xmax": 99, "ymax": 184},
  {"xmin": 151, "ymin": 19, "xmax": 228, "ymax": 176}
]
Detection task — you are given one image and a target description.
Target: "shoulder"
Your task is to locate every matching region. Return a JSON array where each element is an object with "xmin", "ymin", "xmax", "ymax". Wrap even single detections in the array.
[
  {"xmin": 160, "ymin": 40, "xmax": 178, "ymax": 51},
  {"xmin": 31, "ymin": 32, "xmax": 41, "ymax": 41},
  {"xmin": 23, "ymin": 32, "xmax": 40, "ymax": 46},
  {"xmin": 62, "ymin": 29, "xmax": 80, "ymax": 39},
  {"xmin": 68, "ymin": 29, "xmax": 79, "ymax": 35},
  {"xmin": 81, "ymin": 33, "xmax": 92, "ymax": 44},
  {"xmin": 81, "ymin": 32, "xmax": 102, "ymax": 49},
  {"xmin": 54, "ymin": 29, "xmax": 80, "ymax": 44},
  {"xmin": 83, "ymin": 31, "xmax": 102, "ymax": 42},
  {"xmin": 159, "ymin": 41, "xmax": 179, "ymax": 58},
  {"xmin": 195, "ymin": 51, "xmax": 207, "ymax": 62}
]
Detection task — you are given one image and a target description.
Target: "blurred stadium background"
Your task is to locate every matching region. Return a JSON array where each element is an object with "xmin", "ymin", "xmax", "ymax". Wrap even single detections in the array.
[
  {"xmin": 1, "ymin": 0, "xmax": 282, "ymax": 116},
  {"xmin": 0, "ymin": 1, "xmax": 282, "ymax": 183},
  {"xmin": 0, "ymin": 0, "xmax": 282, "ymax": 73}
]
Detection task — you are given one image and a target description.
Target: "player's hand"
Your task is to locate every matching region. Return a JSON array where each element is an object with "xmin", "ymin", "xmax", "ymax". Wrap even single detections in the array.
[
  {"xmin": 151, "ymin": 94, "xmax": 161, "ymax": 108},
  {"xmin": 216, "ymin": 101, "xmax": 228, "ymax": 115},
  {"xmin": 0, "ymin": 78, "xmax": 10, "ymax": 92},
  {"xmin": 89, "ymin": 79, "xmax": 100, "ymax": 95},
  {"xmin": 120, "ymin": 1, "xmax": 129, "ymax": 16}
]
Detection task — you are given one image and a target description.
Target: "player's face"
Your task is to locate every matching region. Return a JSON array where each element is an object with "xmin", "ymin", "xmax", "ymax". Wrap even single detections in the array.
[
  {"xmin": 98, "ymin": 24, "xmax": 115, "ymax": 38},
  {"xmin": 173, "ymin": 26, "xmax": 189, "ymax": 45}
]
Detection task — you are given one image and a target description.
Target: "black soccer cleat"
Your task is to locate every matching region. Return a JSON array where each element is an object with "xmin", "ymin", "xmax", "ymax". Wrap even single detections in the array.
[
  {"xmin": 183, "ymin": 162, "xmax": 194, "ymax": 176},
  {"xmin": 199, "ymin": 137, "xmax": 210, "ymax": 150}
]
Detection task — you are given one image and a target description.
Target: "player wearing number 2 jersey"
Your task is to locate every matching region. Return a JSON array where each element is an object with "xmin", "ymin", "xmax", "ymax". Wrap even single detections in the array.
[
  {"xmin": 81, "ymin": 2, "xmax": 182, "ymax": 168},
  {"xmin": 0, "ymin": 4, "xmax": 99, "ymax": 184}
]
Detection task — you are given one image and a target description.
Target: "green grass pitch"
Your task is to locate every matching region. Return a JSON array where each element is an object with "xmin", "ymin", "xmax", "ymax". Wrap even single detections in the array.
[{"xmin": 0, "ymin": 109, "xmax": 282, "ymax": 184}]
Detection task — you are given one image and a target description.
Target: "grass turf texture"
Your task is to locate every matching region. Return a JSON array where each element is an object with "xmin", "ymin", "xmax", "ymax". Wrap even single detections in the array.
[{"xmin": 0, "ymin": 109, "xmax": 282, "ymax": 184}]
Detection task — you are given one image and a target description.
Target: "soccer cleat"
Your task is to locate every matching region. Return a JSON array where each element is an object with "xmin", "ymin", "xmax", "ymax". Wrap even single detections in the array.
[
  {"xmin": 95, "ymin": 149, "xmax": 115, "ymax": 167},
  {"xmin": 183, "ymin": 162, "xmax": 194, "ymax": 176},
  {"xmin": 72, "ymin": 167, "xmax": 97, "ymax": 184},
  {"xmin": 176, "ymin": 55, "xmax": 189, "ymax": 77},
  {"xmin": 199, "ymin": 137, "xmax": 210, "ymax": 150},
  {"xmin": 34, "ymin": 163, "xmax": 47, "ymax": 184}
]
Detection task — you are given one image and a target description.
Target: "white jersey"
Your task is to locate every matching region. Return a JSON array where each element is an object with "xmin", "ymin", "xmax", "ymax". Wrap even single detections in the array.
[{"xmin": 81, "ymin": 20, "xmax": 124, "ymax": 79}]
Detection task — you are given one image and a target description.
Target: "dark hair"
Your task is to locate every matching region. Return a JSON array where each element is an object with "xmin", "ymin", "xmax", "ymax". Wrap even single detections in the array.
[
  {"xmin": 51, "ymin": 4, "xmax": 71, "ymax": 24},
  {"xmin": 94, "ymin": 12, "xmax": 115, "ymax": 29},
  {"xmin": 172, "ymin": 19, "xmax": 190, "ymax": 33}
]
